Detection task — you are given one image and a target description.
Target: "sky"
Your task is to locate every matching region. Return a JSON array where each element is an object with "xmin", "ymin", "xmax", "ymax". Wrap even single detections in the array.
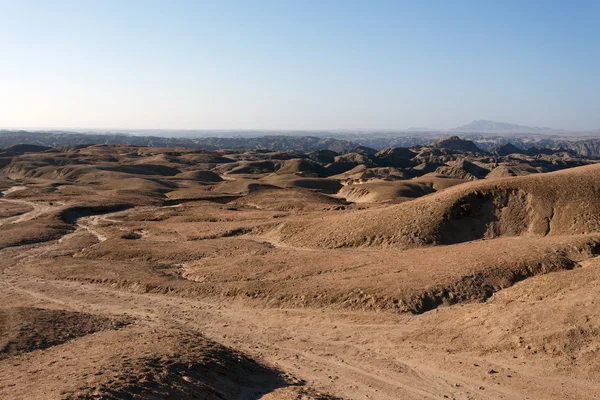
[{"xmin": 1, "ymin": 0, "xmax": 599, "ymax": 131}]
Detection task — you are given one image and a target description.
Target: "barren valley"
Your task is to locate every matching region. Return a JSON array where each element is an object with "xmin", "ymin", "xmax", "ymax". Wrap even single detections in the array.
[{"xmin": 2, "ymin": 137, "xmax": 600, "ymax": 399}]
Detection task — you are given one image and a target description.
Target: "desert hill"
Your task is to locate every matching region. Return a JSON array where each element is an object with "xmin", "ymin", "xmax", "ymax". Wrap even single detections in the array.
[
  {"xmin": 271, "ymin": 163, "xmax": 600, "ymax": 249},
  {"xmin": 2, "ymin": 142, "xmax": 600, "ymax": 399},
  {"xmin": 491, "ymin": 142, "xmax": 524, "ymax": 156},
  {"xmin": 431, "ymin": 135, "xmax": 482, "ymax": 153}
]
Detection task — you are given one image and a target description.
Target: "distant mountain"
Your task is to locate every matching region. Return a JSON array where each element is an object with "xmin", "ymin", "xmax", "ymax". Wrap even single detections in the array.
[{"xmin": 451, "ymin": 120, "xmax": 557, "ymax": 134}]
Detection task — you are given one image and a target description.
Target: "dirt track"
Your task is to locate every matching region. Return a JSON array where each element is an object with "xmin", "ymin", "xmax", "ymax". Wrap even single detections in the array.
[{"xmin": 0, "ymin": 186, "xmax": 60, "ymax": 226}]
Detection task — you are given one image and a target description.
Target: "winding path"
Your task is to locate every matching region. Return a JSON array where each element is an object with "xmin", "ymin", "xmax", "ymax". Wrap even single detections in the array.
[{"xmin": 0, "ymin": 186, "xmax": 60, "ymax": 226}]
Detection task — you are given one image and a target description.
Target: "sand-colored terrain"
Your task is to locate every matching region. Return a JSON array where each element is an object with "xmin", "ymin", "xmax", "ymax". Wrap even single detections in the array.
[{"xmin": 2, "ymin": 142, "xmax": 600, "ymax": 399}]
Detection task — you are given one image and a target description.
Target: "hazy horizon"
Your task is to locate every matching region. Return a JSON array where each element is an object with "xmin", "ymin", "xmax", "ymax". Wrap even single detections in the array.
[
  {"xmin": 2, "ymin": 1, "xmax": 599, "ymax": 131},
  {"xmin": 2, "ymin": 119, "xmax": 599, "ymax": 134}
]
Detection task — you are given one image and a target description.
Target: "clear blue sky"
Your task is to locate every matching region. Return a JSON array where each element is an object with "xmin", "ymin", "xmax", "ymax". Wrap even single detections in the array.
[{"xmin": 1, "ymin": 0, "xmax": 598, "ymax": 130}]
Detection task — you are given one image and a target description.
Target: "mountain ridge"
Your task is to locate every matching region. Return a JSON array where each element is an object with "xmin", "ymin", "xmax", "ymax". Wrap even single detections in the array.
[{"xmin": 451, "ymin": 120, "xmax": 560, "ymax": 134}]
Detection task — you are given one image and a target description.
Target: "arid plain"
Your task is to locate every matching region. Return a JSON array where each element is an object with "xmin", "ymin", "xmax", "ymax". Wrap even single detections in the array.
[{"xmin": 2, "ymin": 138, "xmax": 600, "ymax": 399}]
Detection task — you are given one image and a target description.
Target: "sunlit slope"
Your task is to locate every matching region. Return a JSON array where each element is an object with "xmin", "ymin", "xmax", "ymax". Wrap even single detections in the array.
[{"xmin": 272, "ymin": 163, "xmax": 600, "ymax": 248}]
